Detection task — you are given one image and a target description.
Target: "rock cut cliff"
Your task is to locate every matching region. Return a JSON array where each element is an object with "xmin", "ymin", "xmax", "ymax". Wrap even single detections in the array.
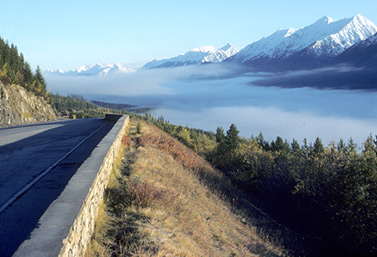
[{"xmin": 0, "ymin": 82, "xmax": 56, "ymax": 127}]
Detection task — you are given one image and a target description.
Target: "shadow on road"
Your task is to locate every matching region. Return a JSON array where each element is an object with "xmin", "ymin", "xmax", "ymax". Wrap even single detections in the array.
[{"xmin": 0, "ymin": 118, "xmax": 115, "ymax": 256}]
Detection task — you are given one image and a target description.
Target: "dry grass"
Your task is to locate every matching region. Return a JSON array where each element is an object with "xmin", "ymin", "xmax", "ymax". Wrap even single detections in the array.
[{"xmin": 86, "ymin": 119, "xmax": 287, "ymax": 257}]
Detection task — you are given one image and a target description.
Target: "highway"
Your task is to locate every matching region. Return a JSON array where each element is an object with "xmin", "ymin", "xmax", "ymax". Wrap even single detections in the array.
[{"xmin": 0, "ymin": 118, "xmax": 115, "ymax": 256}]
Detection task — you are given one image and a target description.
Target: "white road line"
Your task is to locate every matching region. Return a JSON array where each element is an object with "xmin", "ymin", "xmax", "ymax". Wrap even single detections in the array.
[{"xmin": 0, "ymin": 123, "xmax": 107, "ymax": 214}]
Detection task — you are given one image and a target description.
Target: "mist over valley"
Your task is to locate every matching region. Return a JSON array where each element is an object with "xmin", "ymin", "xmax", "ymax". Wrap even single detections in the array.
[{"xmin": 45, "ymin": 63, "xmax": 377, "ymax": 146}]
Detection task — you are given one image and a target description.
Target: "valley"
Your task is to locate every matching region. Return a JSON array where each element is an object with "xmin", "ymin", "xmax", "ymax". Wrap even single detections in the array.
[
  {"xmin": 1, "ymin": 6, "xmax": 377, "ymax": 256},
  {"xmin": 43, "ymin": 14, "xmax": 377, "ymax": 146}
]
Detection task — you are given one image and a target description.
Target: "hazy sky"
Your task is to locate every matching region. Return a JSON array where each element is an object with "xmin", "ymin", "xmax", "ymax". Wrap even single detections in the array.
[{"xmin": 1, "ymin": 0, "xmax": 377, "ymax": 70}]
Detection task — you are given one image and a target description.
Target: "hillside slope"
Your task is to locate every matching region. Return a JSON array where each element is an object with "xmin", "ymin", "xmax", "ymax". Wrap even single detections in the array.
[
  {"xmin": 0, "ymin": 82, "xmax": 56, "ymax": 127},
  {"xmin": 87, "ymin": 120, "xmax": 288, "ymax": 257}
]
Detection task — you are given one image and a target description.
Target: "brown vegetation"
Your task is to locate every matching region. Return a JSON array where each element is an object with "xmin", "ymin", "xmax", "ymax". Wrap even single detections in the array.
[{"xmin": 86, "ymin": 119, "xmax": 286, "ymax": 257}]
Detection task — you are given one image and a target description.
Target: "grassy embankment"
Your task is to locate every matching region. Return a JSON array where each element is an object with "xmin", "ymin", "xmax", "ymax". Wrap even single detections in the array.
[{"xmin": 85, "ymin": 119, "xmax": 286, "ymax": 256}]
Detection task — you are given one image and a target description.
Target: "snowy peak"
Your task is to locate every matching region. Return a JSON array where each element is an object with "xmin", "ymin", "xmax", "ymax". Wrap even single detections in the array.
[
  {"xmin": 230, "ymin": 14, "xmax": 377, "ymax": 65},
  {"xmin": 46, "ymin": 68, "xmax": 64, "ymax": 74},
  {"xmin": 352, "ymin": 14, "xmax": 374, "ymax": 29},
  {"xmin": 334, "ymin": 32, "xmax": 377, "ymax": 67},
  {"xmin": 202, "ymin": 43, "xmax": 239, "ymax": 63},
  {"xmin": 308, "ymin": 15, "xmax": 377, "ymax": 56},
  {"xmin": 220, "ymin": 43, "xmax": 238, "ymax": 56},
  {"xmin": 314, "ymin": 16, "xmax": 334, "ymax": 25},
  {"xmin": 220, "ymin": 43, "xmax": 232, "ymax": 50},
  {"xmin": 45, "ymin": 63, "xmax": 136, "ymax": 77},
  {"xmin": 284, "ymin": 28, "xmax": 297, "ymax": 37},
  {"xmin": 143, "ymin": 43, "xmax": 238, "ymax": 69},
  {"xmin": 192, "ymin": 45, "xmax": 217, "ymax": 53}
]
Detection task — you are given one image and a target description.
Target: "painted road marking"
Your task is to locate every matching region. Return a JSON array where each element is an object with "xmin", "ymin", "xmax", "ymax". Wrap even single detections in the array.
[{"xmin": 0, "ymin": 123, "xmax": 107, "ymax": 214}]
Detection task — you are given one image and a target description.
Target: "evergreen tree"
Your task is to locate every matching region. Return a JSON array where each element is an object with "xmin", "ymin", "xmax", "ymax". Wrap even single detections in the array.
[
  {"xmin": 34, "ymin": 66, "xmax": 46, "ymax": 96},
  {"xmin": 148, "ymin": 116, "xmax": 377, "ymax": 256},
  {"xmin": 291, "ymin": 139, "xmax": 300, "ymax": 153},
  {"xmin": 337, "ymin": 139, "xmax": 346, "ymax": 153},
  {"xmin": 23, "ymin": 62, "xmax": 33, "ymax": 85},
  {"xmin": 363, "ymin": 135, "xmax": 375, "ymax": 153},
  {"xmin": 35, "ymin": 66, "xmax": 45, "ymax": 87},
  {"xmin": 225, "ymin": 124, "xmax": 240, "ymax": 152},
  {"xmin": 271, "ymin": 136, "xmax": 284, "ymax": 151},
  {"xmin": 10, "ymin": 44, "xmax": 19, "ymax": 76},
  {"xmin": 256, "ymin": 131, "xmax": 270, "ymax": 150},
  {"xmin": 0, "ymin": 37, "xmax": 48, "ymax": 100},
  {"xmin": 313, "ymin": 137, "xmax": 324, "ymax": 154},
  {"xmin": 215, "ymin": 127, "xmax": 225, "ymax": 143},
  {"xmin": 347, "ymin": 138, "xmax": 357, "ymax": 154}
]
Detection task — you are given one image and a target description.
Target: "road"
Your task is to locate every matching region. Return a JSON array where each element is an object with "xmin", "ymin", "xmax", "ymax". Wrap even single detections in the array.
[{"xmin": 0, "ymin": 118, "xmax": 115, "ymax": 256}]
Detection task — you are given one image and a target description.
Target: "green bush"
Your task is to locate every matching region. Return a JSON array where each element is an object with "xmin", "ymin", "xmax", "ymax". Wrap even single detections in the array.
[{"xmin": 140, "ymin": 113, "xmax": 377, "ymax": 256}]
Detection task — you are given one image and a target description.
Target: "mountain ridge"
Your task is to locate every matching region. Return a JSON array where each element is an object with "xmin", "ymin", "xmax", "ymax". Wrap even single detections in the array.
[
  {"xmin": 46, "ymin": 14, "xmax": 377, "ymax": 74},
  {"xmin": 46, "ymin": 63, "xmax": 136, "ymax": 77},
  {"xmin": 227, "ymin": 14, "xmax": 377, "ymax": 71},
  {"xmin": 334, "ymin": 32, "xmax": 377, "ymax": 67},
  {"xmin": 142, "ymin": 43, "xmax": 238, "ymax": 69}
]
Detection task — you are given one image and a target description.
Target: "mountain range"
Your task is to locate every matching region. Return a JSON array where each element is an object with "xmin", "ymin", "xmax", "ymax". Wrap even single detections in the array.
[
  {"xmin": 46, "ymin": 63, "xmax": 136, "ymax": 77},
  {"xmin": 227, "ymin": 14, "xmax": 377, "ymax": 71},
  {"xmin": 334, "ymin": 32, "xmax": 377, "ymax": 68},
  {"xmin": 142, "ymin": 43, "xmax": 238, "ymax": 69},
  {"xmin": 46, "ymin": 14, "xmax": 377, "ymax": 76}
]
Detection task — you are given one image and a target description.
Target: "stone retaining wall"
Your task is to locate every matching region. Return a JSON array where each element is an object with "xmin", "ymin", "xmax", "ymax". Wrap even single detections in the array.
[
  {"xmin": 14, "ymin": 115, "xmax": 129, "ymax": 257},
  {"xmin": 59, "ymin": 115, "xmax": 129, "ymax": 256}
]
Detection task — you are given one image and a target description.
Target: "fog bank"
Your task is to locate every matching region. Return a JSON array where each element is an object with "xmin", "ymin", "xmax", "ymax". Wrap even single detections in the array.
[{"xmin": 45, "ymin": 64, "xmax": 377, "ymax": 146}]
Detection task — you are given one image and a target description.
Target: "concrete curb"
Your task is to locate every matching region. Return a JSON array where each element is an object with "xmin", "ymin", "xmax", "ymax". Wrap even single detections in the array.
[{"xmin": 14, "ymin": 115, "xmax": 129, "ymax": 257}]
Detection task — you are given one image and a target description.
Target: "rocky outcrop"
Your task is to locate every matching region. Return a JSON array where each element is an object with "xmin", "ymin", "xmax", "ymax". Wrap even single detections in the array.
[{"xmin": 0, "ymin": 82, "xmax": 56, "ymax": 127}]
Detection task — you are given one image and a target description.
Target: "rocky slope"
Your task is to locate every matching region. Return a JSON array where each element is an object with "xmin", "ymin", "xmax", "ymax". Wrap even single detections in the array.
[{"xmin": 0, "ymin": 82, "xmax": 56, "ymax": 127}]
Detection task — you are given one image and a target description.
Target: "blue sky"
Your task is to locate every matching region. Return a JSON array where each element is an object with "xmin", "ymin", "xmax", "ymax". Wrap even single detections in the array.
[{"xmin": 1, "ymin": 0, "xmax": 377, "ymax": 70}]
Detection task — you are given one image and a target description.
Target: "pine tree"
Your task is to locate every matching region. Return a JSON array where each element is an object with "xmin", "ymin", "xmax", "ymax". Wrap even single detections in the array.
[
  {"xmin": 215, "ymin": 127, "xmax": 225, "ymax": 143},
  {"xmin": 23, "ymin": 62, "xmax": 33, "ymax": 85},
  {"xmin": 0, "ymin": 37, "xmax": 48, "ymax": 99},
  {"xmin": 291, "ymin": 139, "xmax": 300, "ymax": 153},
  {"xmin": 337, "ymin": 139, "xmax": 346, "ymax": 153},
  {"xmin": 225, "ymin": 124, "xmax": 240, "ymax": 152},
  {"xmin": 347, "ymin": 138, "xmax": 357, "ymax": 154},
  {"xmin": 35, "ymin": 66, "xmax": 45, "ymax": 86},
  {"xmin": 256, "ymin": 131, "xmax": 270, "ymax": 150},
  {"xmin": 10, "ymin": 44, "xmax": 19, "ymax": 76},
  {"xmin": 363, "ymin": 135, "xmax": 375, "ymax": 154},
  {"xmin": 34, "ymin": 66, "xmax": 47, "ymax": 96},
  {"xmin": 313, "ymin": 137, "xmax": 324, "ymax": 154},
  {"xmin": 271, "ymin": 136, "xmax": 284, "ymax": 151}
]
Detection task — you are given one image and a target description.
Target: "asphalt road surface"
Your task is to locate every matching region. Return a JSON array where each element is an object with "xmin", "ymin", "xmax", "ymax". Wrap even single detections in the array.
[{"xmin": 0, "ymin": 118, "xmax": 115, "ymax": 256}]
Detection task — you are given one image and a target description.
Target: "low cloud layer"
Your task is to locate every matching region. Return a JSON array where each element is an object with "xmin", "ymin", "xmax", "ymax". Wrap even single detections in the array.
[
  {"xmin": 155, "ymin": 106, "xmax": 377, "ymax": 145},
  {"xmin": 253, "ymin": 65, "xmax": 377, "ymax": 90},
  {"xmin": 45, "ymin": 64, "xmax": 377, "ymax": 146}
]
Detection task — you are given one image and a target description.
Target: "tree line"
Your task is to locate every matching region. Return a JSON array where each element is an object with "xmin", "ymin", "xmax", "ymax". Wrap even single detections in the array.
[
  {"xmin": 51, "ymin": 94, "xmax": 126, "ymax": 119},
  {"xmin": 142, "ymin": 114, "xmax": 377, "ymax": 257},
  {"xmin": 0, "ymin": 37, "xmax": 49, "ymax": 100}
]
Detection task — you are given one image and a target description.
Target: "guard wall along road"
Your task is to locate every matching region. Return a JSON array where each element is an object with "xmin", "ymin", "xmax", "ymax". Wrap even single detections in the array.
[{"xmin": 14, "ymin": 114, "xmax": 129, "ymax": 257}]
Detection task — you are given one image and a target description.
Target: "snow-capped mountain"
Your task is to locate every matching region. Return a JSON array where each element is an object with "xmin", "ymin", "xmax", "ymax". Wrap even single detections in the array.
[
  {"xmin": 143, "ymin": 43, "xmax": 238, "ymax": 69},
  {"xmin": 335, "ymin": 32, "xmax": 377, "ymax": 67},
  {"xmin": 46, "ymin": 63, "xmax": 136, "ymax": 77},
  {"xmin": 228, "ymin": 14, "xmax": 377, "ymax": 71}
]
